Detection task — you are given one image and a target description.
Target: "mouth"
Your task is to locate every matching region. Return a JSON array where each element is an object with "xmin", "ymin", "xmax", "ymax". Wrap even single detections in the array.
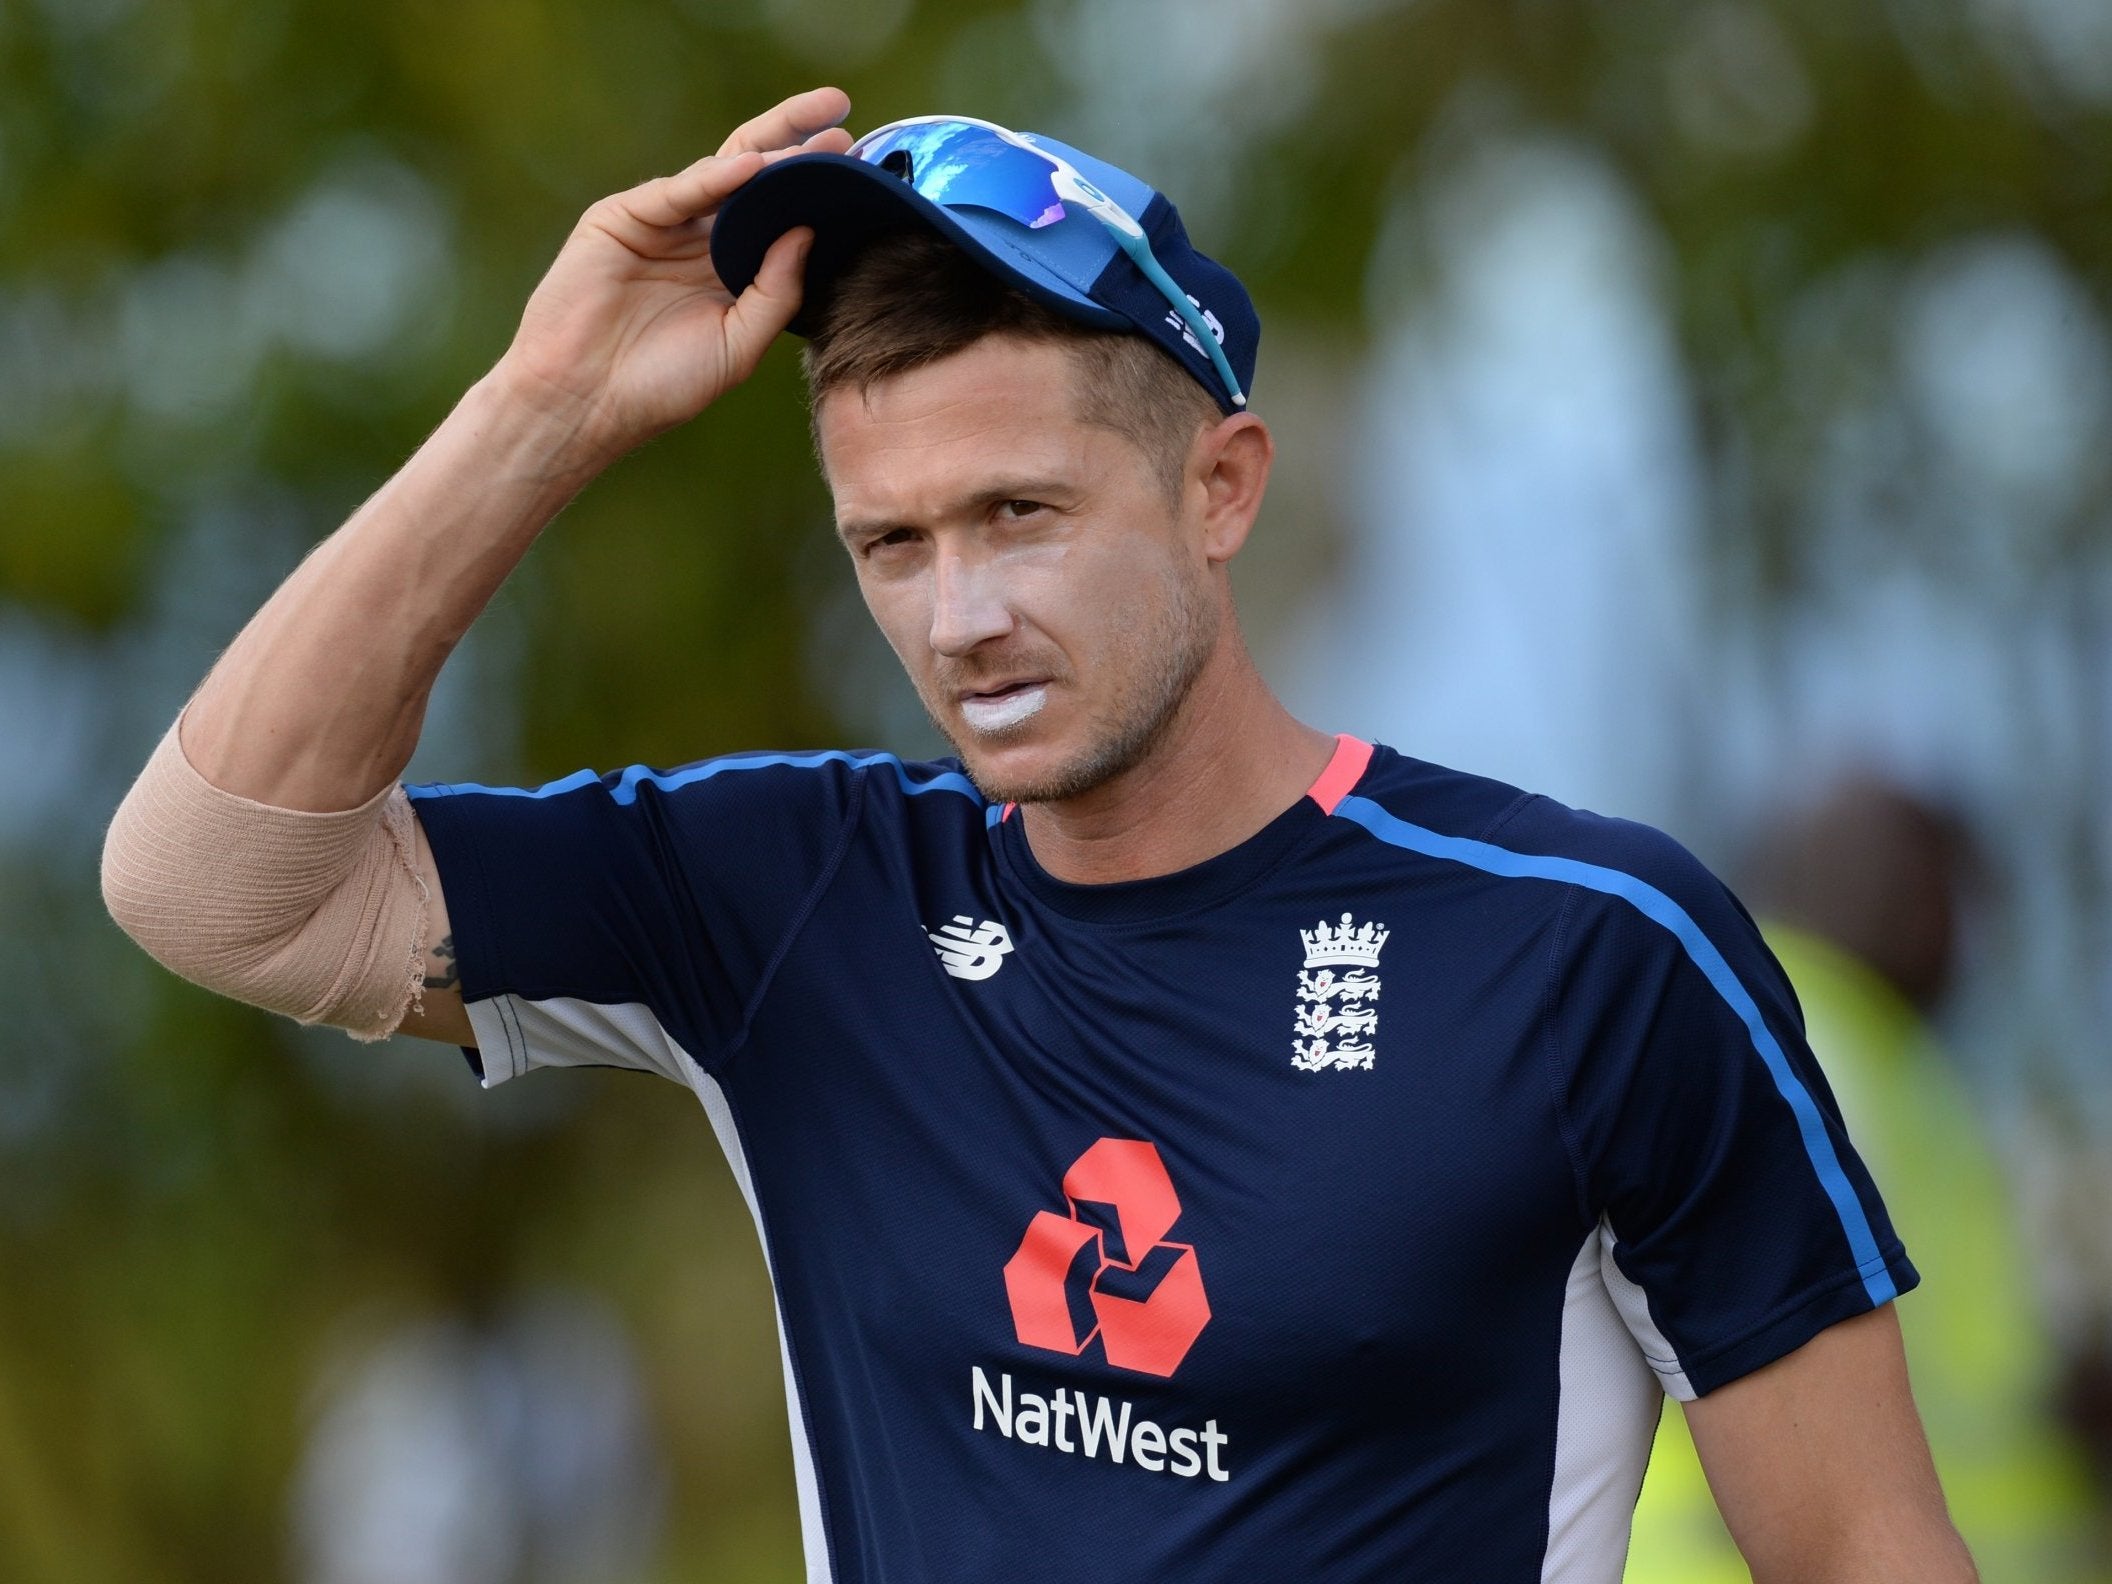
[{"xmin": 957, "ymin": 679, "xmax": 1051, "ymax": 735}]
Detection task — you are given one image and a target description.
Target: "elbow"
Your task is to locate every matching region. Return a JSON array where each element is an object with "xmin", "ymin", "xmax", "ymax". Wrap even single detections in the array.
[{"xmin": 100, "ymin": 718, "xmax": 430, "ymax": 1040}]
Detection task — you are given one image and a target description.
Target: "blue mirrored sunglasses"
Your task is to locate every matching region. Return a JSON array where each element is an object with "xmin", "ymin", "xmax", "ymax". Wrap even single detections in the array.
[{"xmin": 847, "ymin": 116, "xmax": 1247, "ymax": 409}]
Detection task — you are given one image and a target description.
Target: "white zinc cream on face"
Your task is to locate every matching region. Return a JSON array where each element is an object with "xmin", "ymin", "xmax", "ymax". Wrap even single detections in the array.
[{"xmin": 960, "ymin": 683, "xmax": 1048, "ymax": 734}]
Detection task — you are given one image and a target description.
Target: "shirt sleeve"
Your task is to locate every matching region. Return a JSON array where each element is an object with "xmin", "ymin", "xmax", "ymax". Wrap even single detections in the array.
[
  {"xmin": 405, "ymin": 751, "xmax": 871, "ymax": 1088},
  {"xmin": 1539, "ymin": 815, "xmax": 1919, "ymax": 1400}
]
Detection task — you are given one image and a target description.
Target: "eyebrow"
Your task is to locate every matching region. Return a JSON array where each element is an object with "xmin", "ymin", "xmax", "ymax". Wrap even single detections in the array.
[{"xmin": 835, "ymin": 478, "xmax": 1077, "ymax": 545}]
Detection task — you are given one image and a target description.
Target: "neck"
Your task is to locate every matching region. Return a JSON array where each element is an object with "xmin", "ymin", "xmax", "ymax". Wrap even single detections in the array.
[{"xmin": 1017, "ymin": 632, "xmax": 1336, "ymax": 885}]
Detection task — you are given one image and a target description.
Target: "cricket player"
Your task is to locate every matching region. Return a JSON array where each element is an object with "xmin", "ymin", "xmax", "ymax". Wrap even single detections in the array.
[{"xmin": 104, "ymin": 88, "xmax": 1976, "ymax": 1582}]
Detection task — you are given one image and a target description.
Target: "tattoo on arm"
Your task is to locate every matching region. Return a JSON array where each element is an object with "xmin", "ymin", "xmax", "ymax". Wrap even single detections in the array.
[{"xmin": 424, "ymin": 933, "xmax": 460, "ymax": 992}]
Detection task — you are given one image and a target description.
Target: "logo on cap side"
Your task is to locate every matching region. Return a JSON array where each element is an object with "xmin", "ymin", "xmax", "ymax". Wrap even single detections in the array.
[{"xmin": 1163, "ymin": 295, "xmax": 1226, "ymax": 359}]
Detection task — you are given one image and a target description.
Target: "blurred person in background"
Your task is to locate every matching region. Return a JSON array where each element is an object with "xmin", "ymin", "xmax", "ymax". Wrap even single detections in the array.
[
  {"xmin": 291, "ymin": 1291, "xmax": 665, "ymax": 1584},
  {"xmin": 99, "ymin": 87, "xmax": 1975, "ymax": 1581},
  {"xmin": 1626, "ymin": 775, "xmax": 2108, "ymax": 1581}
]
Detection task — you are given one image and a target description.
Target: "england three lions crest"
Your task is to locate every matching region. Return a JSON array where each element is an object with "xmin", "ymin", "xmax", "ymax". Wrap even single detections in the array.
[{"xmin": 1293, "ymin": 913, "xmax": 1389, "ymax": 1072}]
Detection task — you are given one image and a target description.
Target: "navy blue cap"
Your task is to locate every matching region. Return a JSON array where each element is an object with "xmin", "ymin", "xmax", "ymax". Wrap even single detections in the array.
[{"xmin": 710, "ymin": 130, "xmax": 1259, "ymax": 414}]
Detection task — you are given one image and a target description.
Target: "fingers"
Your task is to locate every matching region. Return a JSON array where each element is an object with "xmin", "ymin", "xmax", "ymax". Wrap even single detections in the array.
[
  {"xmin": 798, "ymin": 124, "xmax": 855, "ymax": 157},
  {"xmin": 757, "ymin": 125, "xmax": 854, "ymax": 171},
  {"xmin": 600, "ymin": 91, "xmax": 853, "ymax": 238},
  {"xmin": 721, "ymin": 225, "xmax": 815, "ymax": 371},
  {"xmin": 583, "ymin": 92, "xmax": 855, "ymax": 264},
  {"xmin": 717, "ymin": 86, "xmax": 851, "ymax": 159},
  {"xmin": 614, "ymin": 148, "xmax": 767, "ymax": 231}
]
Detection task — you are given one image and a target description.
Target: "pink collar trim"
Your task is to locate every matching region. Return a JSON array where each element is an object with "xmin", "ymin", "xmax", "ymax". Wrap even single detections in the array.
[{"xmin": 1305, "ymin": 734, "xmax": 1374, "ymax": 815}]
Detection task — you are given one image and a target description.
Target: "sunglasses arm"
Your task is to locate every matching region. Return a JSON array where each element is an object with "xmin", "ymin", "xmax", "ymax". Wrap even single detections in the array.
[{"xmin": 1107, "ymin": 227, "xmax": 1248, "ymax": 409}]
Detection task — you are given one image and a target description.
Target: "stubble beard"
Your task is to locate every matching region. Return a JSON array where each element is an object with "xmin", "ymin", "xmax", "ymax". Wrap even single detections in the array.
[{"xmin": 923, "ymin": 566, "xmax": 1221, "ymax": 807}]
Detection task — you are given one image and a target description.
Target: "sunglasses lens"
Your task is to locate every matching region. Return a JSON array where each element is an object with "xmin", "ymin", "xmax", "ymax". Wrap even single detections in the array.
[{"xmin": 849, "ymin": 120, "xmax": 1067, "ymax": 230}]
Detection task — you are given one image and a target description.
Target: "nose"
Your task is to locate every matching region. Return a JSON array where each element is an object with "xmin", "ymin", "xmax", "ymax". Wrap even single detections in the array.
[{"xmin": 927, "ymin": 544, "xmax": 1016, "ymax": 656}]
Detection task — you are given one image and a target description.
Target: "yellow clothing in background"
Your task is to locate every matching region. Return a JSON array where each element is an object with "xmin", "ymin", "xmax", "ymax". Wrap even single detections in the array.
[{"xmin": 1623, "ymin": 926, "xmax": 2106, "ymax": 1582}]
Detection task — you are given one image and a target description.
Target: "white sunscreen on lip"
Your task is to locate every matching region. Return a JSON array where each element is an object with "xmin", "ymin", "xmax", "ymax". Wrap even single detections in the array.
[{"xmin": 961, "ymin": 684, "xmax": 1048, "ymax": 734}]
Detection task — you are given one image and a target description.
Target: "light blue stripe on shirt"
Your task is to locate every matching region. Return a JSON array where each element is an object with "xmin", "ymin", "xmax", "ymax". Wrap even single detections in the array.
[
  {"xmin": 1330, "ymin": 792, "xmax": 1898, "ymax": 1308},
  {"xmin": 405, "ymin": 750, "xmax": 986, "ymax": 808}
]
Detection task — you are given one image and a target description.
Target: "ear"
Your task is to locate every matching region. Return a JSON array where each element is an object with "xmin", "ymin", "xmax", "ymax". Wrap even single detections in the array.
[{"xmin": 1192, "ymin": 414, "xmax": 1275, "ymax": 566}]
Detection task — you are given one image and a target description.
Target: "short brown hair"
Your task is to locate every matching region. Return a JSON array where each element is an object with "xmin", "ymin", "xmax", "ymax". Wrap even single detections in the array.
[{"xmin": 801, "ymin": 229, "xmax": 1223, "ymax": 499}]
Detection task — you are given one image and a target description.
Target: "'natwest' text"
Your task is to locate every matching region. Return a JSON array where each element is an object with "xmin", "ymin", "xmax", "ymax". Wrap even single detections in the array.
[{"xmin": 971, "ymin": 1366, "xmax": 1230, "ymax": 1481}]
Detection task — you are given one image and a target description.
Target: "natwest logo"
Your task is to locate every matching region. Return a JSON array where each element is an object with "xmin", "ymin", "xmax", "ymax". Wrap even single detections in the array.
[{"xmin": 1002, "ymin": 1138, "xmax": 1211, "ymax": 1378}]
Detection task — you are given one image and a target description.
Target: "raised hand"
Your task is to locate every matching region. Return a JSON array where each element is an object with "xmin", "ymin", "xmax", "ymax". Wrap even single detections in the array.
[{"xmin": 495, "ymin": 87, "xmax": 855, "ymax": 470}]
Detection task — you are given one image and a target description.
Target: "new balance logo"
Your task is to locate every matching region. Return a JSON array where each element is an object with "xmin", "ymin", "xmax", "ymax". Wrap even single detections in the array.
[
  {"xmin": 928, "ymin": 915, "xmax": 1015, "ymax": 981},
  {"xmin": 1163, "ymin": 294, "xmax": 1226, "ymax": 358}
]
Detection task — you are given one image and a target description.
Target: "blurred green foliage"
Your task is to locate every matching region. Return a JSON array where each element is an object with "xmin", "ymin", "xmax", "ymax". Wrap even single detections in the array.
[{"xmin": 1, "ymin": 0, "xmax": 2107, "ymax": 1578}]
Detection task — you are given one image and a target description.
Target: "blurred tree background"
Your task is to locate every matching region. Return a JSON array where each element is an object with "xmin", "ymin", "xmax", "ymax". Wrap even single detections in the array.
[{"xmin": 2, "ymin": 0, "xmax": 2108, "ymax": 1578}]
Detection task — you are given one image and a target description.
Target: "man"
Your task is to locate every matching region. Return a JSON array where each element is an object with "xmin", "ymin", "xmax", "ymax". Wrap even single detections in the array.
[{"xmin": 103, "ymin": 89, "xmax": 1974, "ymax": 1581}]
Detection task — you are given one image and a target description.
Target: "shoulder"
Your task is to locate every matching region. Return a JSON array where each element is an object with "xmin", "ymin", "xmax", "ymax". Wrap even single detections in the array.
[
  {"xmin": 1338, "ymin": 744, "xmax": 1749, "ymax": 955},
  {"xmin": 1343, "ymin": 746, "xmax": 1720, "ymax": 896},
  {"xmin": 1486, "ymin": 784, "xmax": 1734, "ymax": 926},
  {"xmin": 407, "ymin": 746, "xmax": 989, "ymax": 828}
]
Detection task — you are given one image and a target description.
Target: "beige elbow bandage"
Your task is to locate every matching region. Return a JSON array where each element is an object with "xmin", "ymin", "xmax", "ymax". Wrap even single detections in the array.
[{"xmin": 100, "ymin": 715, "xmax": 430, "ymax": 1042}]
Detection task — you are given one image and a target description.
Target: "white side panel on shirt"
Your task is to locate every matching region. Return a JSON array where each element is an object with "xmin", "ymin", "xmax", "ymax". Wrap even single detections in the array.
[
  {"xmin": 1596, "ymin": 1216, "xmax": 1696, "ymax": 1401},
  {"xmin": 463, "ymin": 993, "xmax": 696, "ymax": 1088},
  {"xmin": 462, "ymin": 993, "xmax": 837, "ymax": 1584},
  {"xmin": 1542, "ymin": 1219, "xmax": 1667, "ymax": 1583}
]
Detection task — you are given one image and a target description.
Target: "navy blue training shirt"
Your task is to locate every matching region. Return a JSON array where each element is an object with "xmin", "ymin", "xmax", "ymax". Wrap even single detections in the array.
[{"xmin": 406, "ymin": 735, "xmax": 1915, "ymax": 1583}]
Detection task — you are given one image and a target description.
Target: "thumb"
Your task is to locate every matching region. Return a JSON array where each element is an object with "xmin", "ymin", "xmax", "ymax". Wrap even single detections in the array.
[{"xmin": 722, "ymin": 226, "xmax": 816, "ymax": 372}]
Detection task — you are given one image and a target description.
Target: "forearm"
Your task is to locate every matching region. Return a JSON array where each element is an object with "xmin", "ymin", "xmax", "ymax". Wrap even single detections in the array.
[
  {"xmin": 182, "ymin": 364, "xmax": 609, "ymax": 810},
  {"xmin": 1746, "ymin": 1518, "xmax": 1977, "ymax": 1584},
  {"xmin": 104, "ymin": 92, "xmax": 844, "ymax": 1040},
  {"xmin": 175, "ymin": 95, "xmax": 843, "ymax": 812},
  {"xmin": 1692, "ymin": 1307, "xmax": 1978, "ymax": 1584}
]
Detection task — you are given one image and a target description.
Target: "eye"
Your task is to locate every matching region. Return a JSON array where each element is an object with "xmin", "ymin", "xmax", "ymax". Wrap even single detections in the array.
[
  {"xmin": 1000, "ymin": 500, "xmax": 1044, "ymax": 520},
  {"xmin": 870, "ymin": 527, "xmax": 916, "ymax": 551}
]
